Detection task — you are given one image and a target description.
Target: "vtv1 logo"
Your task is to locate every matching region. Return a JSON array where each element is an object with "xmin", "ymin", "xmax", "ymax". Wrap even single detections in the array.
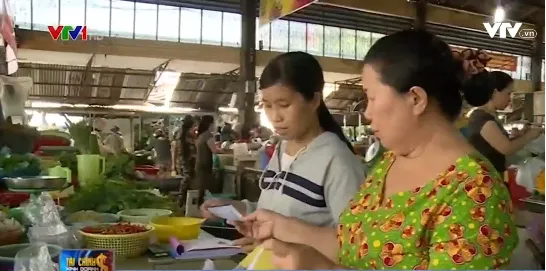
[
  {"xmin": 483, "ymin": 22, "xmax": 537, "ymax": 39},
  {"xmin": 47, "ymin": 25, "xmax": 103, "ymax": 41}
]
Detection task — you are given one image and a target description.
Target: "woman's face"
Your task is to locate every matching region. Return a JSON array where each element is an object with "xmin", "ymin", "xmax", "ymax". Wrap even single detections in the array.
[
  {"xmin": 261, "ymin": 84, "xmax": 319, "ymax": 140},
  {"xmin": 362, "ymin": 65, "xmax": 421, "ymax": 150},
  {"xmin": 492, "ymin": 83, "xmax": 513, "ymax": 110}
]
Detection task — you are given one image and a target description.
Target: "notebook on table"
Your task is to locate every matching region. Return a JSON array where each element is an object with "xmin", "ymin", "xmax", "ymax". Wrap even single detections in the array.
[{"xmin": 169, "ymin": 236, "xmax": 242, "ymax": 260}]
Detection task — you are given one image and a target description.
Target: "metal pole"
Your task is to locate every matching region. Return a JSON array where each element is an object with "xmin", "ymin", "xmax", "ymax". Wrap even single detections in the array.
[
  {"xmin": 238, "ymin": 0, "xmax": 257, "ymax": 138},
  {"xmin": 525, "ymin": 25, "xmax": 544, "ymax": 122},
  {"xmin": 0, "ymin": 35, "xmax": 6, "ymax": 124},
  {"xmin": 413, "ymin": 0, "xmax": 427, "ymax": 30}
]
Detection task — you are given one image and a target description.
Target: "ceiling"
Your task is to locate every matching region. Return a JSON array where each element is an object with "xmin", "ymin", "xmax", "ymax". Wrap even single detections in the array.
[
  {"xmin": 14, "ymin": 50, "xmax": 365, "ymax": 112},
  {"xmin": 13, "ymin": 62, "xmax": 242, "ymax": 110},
  {"xmin": 432, "ymin": 0, "xmax": 545, "ymax": 25}
]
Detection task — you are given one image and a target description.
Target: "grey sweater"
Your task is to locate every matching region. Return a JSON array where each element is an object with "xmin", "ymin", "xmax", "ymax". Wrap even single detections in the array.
[{"xmin": 245, "ymin": 132, "xmax": 365, "ymax": 227}]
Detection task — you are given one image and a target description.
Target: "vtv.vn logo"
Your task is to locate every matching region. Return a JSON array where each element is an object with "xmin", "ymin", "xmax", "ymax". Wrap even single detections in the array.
[{"xmin": 483, "ymin": 22, "xmax": 537, "ymax": 39}]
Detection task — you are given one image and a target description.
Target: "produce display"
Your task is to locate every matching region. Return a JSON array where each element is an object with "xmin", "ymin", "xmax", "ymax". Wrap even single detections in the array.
[
  {"xmin": 0, "ymin": 212, "xmax": 22, "ymax": 232},
  {"xmin": 81, "ymin": 223, "xmax": 149, "ymax": 235},
  {"xmin": 0, "ymin": 211, "xmax": 24, "ymax": 246},
  {"xmin": 64, "ymin": 118, "xmax": 100, "ymax": 155},
  {"xmin": 0, "ymin": 147, "xmax": 41, "ymax": 178},
  {"xmin": 66, "ymin": 210, "xmax": 115, "ymax": 223},
  {"xmin": 64, "ymin": 178, "xmax": 173, "ymax": 214}
]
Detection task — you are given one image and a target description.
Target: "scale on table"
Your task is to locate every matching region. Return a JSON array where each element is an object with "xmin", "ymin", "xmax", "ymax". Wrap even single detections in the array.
[{"xmin": 4, "ymin": 176, "xmax": 71, "ymax": 196}]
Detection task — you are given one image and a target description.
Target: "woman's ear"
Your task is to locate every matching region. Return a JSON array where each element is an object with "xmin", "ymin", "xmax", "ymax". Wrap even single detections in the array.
[
  {"xmin": 407, "ymin": 86, "xmax": 428, "ymax": 116},
  {"xmin": 312, "ymin": 92, "xmax": 322, "ymax": 110}
]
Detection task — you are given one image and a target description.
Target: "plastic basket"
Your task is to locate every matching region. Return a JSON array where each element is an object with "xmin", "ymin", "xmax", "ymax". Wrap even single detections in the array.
[{"xmin": 79, "ymin": 223, "xmax": 154, "ymax": 258}]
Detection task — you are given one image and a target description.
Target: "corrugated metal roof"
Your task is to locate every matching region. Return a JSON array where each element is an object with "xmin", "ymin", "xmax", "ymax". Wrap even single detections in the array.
[
  {"xmin": 14, "ymin": 63, "xmax": 155, "ymax": 106},
  {"xmin": 13, "ymin": 63, "xmax": 243, "ymax": 109},
  {"xmin": 325, "ymin": 83, "xmax": 366, "ymax": 111},
  {"xmin": 170, "ymin": 73, "xmax": 240, "ymax": 109}
]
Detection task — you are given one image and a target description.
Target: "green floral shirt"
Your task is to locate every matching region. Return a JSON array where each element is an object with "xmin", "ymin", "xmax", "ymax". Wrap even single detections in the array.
[{"xmin": 337, "ymin": 151, "xmax": 518, "ymax": 270}]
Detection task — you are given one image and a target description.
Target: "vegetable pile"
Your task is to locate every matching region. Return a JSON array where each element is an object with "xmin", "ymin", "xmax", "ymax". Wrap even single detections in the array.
[
  {"xmin": 0, "ymin": 147, "xmax": 41, "ymax": 178},
  {"xmin": 81, "ymin": 223, "xmax": 149, "ymax": 235},
  {"xmin": 64, "ymin": 118, "xmax": 100, "ymax": 155},
  {"xmin": 64, "ymin": 177, "xmax": 174, "ymax": 214},
  {"xmin": 0, "ymin": 211, "xmax": 23, "ymax": 233}
]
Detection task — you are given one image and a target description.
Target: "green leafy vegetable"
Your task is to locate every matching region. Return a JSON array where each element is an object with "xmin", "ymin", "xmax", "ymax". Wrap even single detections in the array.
[
  {"xmin": 63, "ymin": 117, "xmax": 100, "ymax": 155},
  {"xmin": 64, "ymin": 177, "xmax": 175, "ymax": 214}
]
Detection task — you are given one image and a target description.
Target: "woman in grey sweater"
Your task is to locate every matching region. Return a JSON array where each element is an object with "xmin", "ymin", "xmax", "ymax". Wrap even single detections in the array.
[{"xmin": 201, "ymin": 52, "xmax": 365, "ymax": 252}]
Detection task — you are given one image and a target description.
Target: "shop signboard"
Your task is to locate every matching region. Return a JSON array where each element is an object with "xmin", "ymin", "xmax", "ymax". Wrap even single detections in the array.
[{"xmin": 259, "ymin": 0, "xmax": 318, "ymax": 26}]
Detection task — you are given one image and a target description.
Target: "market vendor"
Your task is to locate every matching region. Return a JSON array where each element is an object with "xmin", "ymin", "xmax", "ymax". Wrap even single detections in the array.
[
  {"xmin": 239, "ymin": 30, "xmax": 517, "ymax": 270},
  {"xmin": 147, "ymin": 129, "xmax": 171, "ymax": 174},
  {"xmin": 195, "ymin": 115, "xmax": 226, "ymax": 205},
  {"xmin": 172, "ymin": 115, "xmax": 196, "ymax": 207},
  {"xmin": 200, "ymin": 51, "xmax": 365, "ymax": 253},
  {"xmin": 464, "ymin": 71, "xmax": 542, "ymax": 174}
]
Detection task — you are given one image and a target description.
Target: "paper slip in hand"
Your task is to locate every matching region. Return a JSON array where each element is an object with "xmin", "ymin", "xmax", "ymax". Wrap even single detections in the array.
[{"xmin": 207, "ymin": 205, "xmax": 243, "ymax": 221}]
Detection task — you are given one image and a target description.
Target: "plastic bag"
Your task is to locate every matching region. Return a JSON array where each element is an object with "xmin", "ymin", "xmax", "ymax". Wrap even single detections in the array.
[
  {"xmin": 524, "ymin": 134, "xmax": 545, "ymax": 155},
  {"xmin": 515, "ymin": 157, "xmax": 545, "ymax": 193},
  {"xmin": 14, "ymin": 242, "xmax": 58, "ymax": 271},
  {"xmin": 0, "ymin": 76, "xmax": 31, "ymax": 121},
  {"xmin": 23, "ymin": 193, "xmax": 82, "ymax": 248}
]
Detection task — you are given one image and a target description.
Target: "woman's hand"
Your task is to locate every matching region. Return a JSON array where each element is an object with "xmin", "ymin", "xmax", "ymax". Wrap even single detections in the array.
[
  {"xmin": 527, "ymin": 127, "xmax": 543, "ymax": 139},
  {"xmin": 199, "ymin": 199, "xmax": 246, "ymax": 219},
  {"xmin": 241, "ymin": 209, "xmax": 290, "ymax": 241},
  {"xmin": 262, "ymin": 239, "xmax": 339, "ymax": 270},
  {"xmin": 232, "ymin": 236, "xmax": 258, "ymax": 253}
]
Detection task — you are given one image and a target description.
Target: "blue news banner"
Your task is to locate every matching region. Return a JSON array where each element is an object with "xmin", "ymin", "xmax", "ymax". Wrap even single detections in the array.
[{"xmin": 60, "ymin": 249, "xmax": 113, "ymax": 271}]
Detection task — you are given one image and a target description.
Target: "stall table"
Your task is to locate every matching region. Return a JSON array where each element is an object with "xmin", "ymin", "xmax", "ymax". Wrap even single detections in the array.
[{"xmin": 116, "ymin": 229, "xmax": 241, "ymax": 270}]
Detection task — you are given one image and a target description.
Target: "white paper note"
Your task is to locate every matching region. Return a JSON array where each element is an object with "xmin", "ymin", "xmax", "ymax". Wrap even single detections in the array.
[{"xmin": 207, "ymin": 205, "xmax": 243, "ymax": 221}]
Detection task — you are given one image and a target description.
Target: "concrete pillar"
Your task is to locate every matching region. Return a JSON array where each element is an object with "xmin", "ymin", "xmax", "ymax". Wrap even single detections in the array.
[
  {"xmin": 238, "ymin": 0, "xmax": 257, "ymax": 139},
  {"xmin": 524, "ymin": 25, "xmax": 544, "ymax": 121},
  {"xmin": 0, "ymin": 36, "xmax": 5, "ymax": 123},
  {"xmin": 413, "ymin": 0, "xmax": 427, "ymax": 30}
]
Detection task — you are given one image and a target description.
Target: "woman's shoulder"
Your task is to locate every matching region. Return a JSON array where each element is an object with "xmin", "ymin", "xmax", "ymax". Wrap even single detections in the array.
[
  {"xmin": 468, "ymin": 109, "xmax": 495, "ymax": 123},
  {"xmin": 448, "ymin": 154, "xmax": 509, "ymax": 203}
]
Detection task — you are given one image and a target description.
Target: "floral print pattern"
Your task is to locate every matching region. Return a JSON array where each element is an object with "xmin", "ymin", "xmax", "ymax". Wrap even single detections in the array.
[{"xmin": 338, "ymin": 151, "xmax": 518, "ymax": 270}]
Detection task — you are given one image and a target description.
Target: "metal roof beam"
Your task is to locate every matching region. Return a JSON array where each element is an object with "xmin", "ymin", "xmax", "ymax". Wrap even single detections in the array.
[{"xmin": 318, "ymin": 0, "xmax": 535, "ymax": 33}]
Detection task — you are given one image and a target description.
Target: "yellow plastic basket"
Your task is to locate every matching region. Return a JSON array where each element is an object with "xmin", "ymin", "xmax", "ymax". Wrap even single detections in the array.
[{"xmin": 79, "ymin": 223, "xmax": 154, "ymax": 258}]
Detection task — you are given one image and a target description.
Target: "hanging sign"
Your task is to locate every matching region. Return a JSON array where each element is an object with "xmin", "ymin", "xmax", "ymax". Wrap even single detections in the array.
[
  {"xmin": 259, "ymin": 0, "xmax": 318, "ymax": 26},
  {"xmin": 451, "ymin": 47, "xmax": 518, "ymax": 72}
]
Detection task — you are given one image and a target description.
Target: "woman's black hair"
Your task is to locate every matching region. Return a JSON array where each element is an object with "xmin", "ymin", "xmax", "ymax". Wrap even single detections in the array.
[
  {"xmin": 259, "ymin": 51, "xmax": 354, "ymax": 153},
  {"xmin": 363, "ymin": 29, "xmax": 466, "ymax": 121},
  {"xmin": 462, "ymin": 70, "xmax": 514, "ymax": 107},
  {"xmin": 197, "ymin": 115, "xmax": 214, "ymax": 136},
  {"xmin": 181, "ymin": 115, "xmax": 194, "ymax": 138}
]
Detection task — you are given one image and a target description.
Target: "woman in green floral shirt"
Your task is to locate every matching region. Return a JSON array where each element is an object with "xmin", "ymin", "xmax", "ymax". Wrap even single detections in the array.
[{"xmin": 237, "ymin": 29, "xmax": 517, "ymax": 270}]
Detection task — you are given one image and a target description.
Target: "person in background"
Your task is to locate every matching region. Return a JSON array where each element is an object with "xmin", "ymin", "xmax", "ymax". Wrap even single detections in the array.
[
  {"xmin": 465, "ymin": 71, "xmax": 542, "ymax": 174},
  {"xmin": 172, "ymin": 115, "xmax": 196, "ymax": 207},
  {"xmin": 195, "ymin": 115, "xmax": 224, "ymax": 205},
  {"xmin": 102, "ymin": 126, "xmax": 126, "ymax": 154},
  {"xmin": 149, "ymin": 129, "xmax": 171, "ymax": 176},
  {"xmin": 214, "ymin": 126, "xmax": 222, "ymax": 142},
  {"xmin": 220, "ymin": 122, "xmax": 236, "ymax": 142},
  {"xmin": 251, "ymin": 124, "xmax": 274, "ymax": 141},
  {"xmin": 201, "ymin": 51, "xmax": 365, "ymax": 253},
  {"xmin": 240, "ymin": 30, "xmax": 517, "ymax": 270}
]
